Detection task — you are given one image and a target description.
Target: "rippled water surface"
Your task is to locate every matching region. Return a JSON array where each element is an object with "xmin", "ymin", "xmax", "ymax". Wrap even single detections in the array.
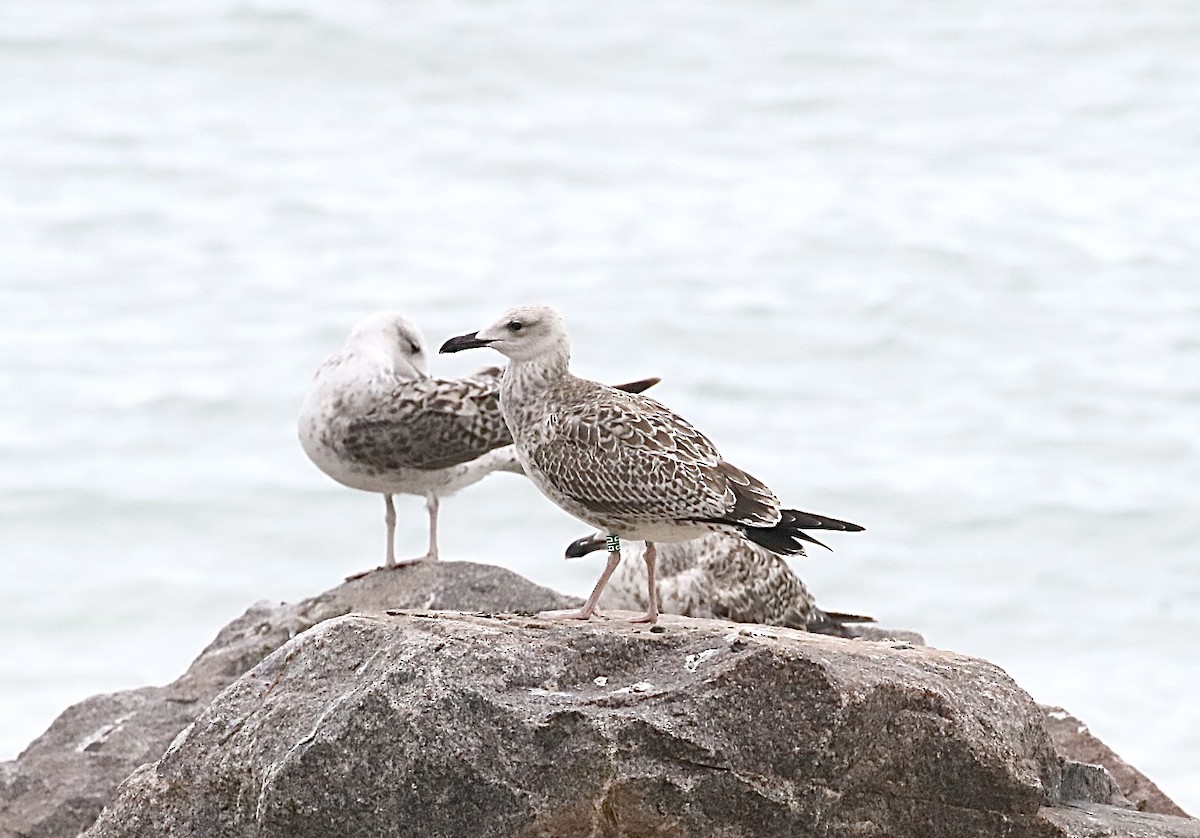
[{"xmin": 2, "ymin": 0, "xmax": 1198, "ymax": 811}]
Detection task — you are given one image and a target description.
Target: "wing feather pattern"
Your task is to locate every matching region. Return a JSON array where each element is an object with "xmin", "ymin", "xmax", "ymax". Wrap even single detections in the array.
[
  {"xmin": 527, "ymin": 383, "xmax": 780, "ymax": 525},
  {"xmin": 341, "ymin": 370, "xmax": 511, "ymax": 471}
]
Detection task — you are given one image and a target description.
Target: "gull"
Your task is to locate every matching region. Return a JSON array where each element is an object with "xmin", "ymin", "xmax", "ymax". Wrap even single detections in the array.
[
  {"xmin": 565, "ymin": 530, "xmax": 873, "ymax": 636},
  {"xmin": 299, "ymin": 311, "xmax": 658, "ymax": 574},
  {"xmin": 440, "ymin": 304, "xmax": 863, "ymax": 624}
]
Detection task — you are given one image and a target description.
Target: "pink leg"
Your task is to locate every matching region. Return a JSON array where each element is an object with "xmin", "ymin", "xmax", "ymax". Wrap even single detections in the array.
[
  {"xmin": 538, "ymin": 548, "xmax": 622, "ymax": 621},
  {"xmin": 383, "ymin": 494, "xmax": 397, "ymax": 568},
  {"xmin": 423, "ymin": 494, "xmax": 440, "ymax": 561},
  {"xmin": 629, "ymin": 542, "xmax": 659, "ymax": 624},
  {"xmin": 360, "ymin": 494, "xmax": 438, "ymax": 581},
  {"xmin": 346, "ymin": 493, "xmax": 400, "ymax": 580},
  {"xmin": 392, "ymin": 495, "xmax": 441, "ymax": 567}
]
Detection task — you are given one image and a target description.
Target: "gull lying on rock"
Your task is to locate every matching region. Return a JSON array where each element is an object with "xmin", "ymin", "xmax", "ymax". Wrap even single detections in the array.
[{"xmin": 566, "ymin": 529, "xmax": 873, "ymax": 636}]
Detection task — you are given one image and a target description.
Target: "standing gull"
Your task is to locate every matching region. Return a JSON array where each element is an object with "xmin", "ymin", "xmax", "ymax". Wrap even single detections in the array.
[
  {"xmin": 299, "ymin": 311, "xmax": 659, "ymax": 574},
  {"xmin": 565, "ymin": 530, "xmax": 873, "ymax": 636},
  {"xmin": 440, "ymin": 304, "xmax": 864, "ymax": 624}
]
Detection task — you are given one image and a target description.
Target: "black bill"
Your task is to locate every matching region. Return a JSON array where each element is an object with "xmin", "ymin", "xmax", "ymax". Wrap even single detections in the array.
[{"xmin": 439, "ymin": 331, "xmax": 493, "ymax": 353}]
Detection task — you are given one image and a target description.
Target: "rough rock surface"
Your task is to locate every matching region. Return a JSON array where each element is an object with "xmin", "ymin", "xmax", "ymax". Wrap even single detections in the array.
[
  {"xmin": 81, "ymin": 611, "xmax": 1199, "ymax": 838},
  {"xmin": 0, "ymin": 562, "xmax": 577, "ymax": 838},
  {"xmin": 3, "ymin": 561, "xmax": 1194, "ymax": 838},
  {"xmin": 1041, "ymin": 705, "xmax": 1190, "ymax": 818}
]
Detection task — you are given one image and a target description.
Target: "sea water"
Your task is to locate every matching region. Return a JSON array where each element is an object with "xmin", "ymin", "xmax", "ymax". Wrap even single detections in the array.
[{"xmin": 1, "ymin": 0, "xmax": 1197, "ymax": 811}]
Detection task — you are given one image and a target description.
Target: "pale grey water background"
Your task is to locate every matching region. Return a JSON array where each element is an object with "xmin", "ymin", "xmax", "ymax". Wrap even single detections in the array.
[{"xmin": 2, "ymin": 0, "xmax": 1198, "ymax": 810}]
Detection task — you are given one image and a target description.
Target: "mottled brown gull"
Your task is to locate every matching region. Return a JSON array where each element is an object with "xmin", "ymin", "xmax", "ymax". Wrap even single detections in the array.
[
  {"xmin": 299, "ymin": 311, "xmax": 659, "ymax": 575},
  {"xmin": 440, "ymin": 303, "xmax": 864, "ymax": 624},
  {"xmin": 565, "ymin": 530, "xmax": 873, "ymax": 636}
]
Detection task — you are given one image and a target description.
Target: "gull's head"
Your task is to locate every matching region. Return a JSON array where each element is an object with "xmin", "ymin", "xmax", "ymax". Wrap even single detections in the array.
[
  {"xmin": 439, "ymin": 304, "xmax": 569, "ymax": 363},
  {"xmin": 345, "ymin": 311, "xmax": 430, "ymax": 379}
]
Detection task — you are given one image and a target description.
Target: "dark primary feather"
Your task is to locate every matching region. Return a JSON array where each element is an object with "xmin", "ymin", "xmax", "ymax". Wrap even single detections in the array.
[
  {"xmin": 615, "ymin": 376, "xmax": 661, "ymax": 395},
  {"xmin": 804, "ymin": 611, "xmax": 875, "ymax": 638},
  {"xmin": 822, "ymin": 610, "xmax": 876, "ymax": 624},
  {"xmin": 712, "ymin": 461, "xmax": 781, "ymax": 527},
  {"xmin": 564, "ymin": 532, "xmax": 606, "ymax": 558},
  {"xmin": 700, "ymin": 507, "xmax": 865, "ymax": 555}
]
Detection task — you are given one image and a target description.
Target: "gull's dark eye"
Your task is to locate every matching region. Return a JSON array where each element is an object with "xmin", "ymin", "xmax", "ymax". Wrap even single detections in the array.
[
  {"xmin": 408, "ymin": 340, "xmax": 421, "ymax": 354},
  {"xmin": 507, "ymin": 321, "xmax": 523, "ymax": 332}
]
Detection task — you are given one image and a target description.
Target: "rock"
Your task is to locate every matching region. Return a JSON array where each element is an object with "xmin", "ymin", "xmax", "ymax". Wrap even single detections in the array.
[
  {"xmin": 1041, "ymin": 705, "xmax": 1190, "ymax": 818},
  {"xmin": 1044, "ymin": 803, "xmax": 1200, "ymax": 838},
  {"xmin": 78, "ymin": 612, "xmax": 1199, "ymax": 838},
  {"xmin": 0, "ymin": 562, "xmax": 578, "ymax": 838},
  {"xmin": 4, "ymin": 561, "xmax": 1193, "ymax": 838},
  {"xmin": 0, "ymin": 687, "xmax": 198, "ymax": 838}
]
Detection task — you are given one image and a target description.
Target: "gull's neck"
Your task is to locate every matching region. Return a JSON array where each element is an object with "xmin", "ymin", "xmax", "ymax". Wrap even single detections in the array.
[
  {"xmin": 503, "ymin": 347, "xmax": 569, "ymax": 389},
  {"xmin": 499, "ymin": 341, "xmax": 571, "ymax": 430}
]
